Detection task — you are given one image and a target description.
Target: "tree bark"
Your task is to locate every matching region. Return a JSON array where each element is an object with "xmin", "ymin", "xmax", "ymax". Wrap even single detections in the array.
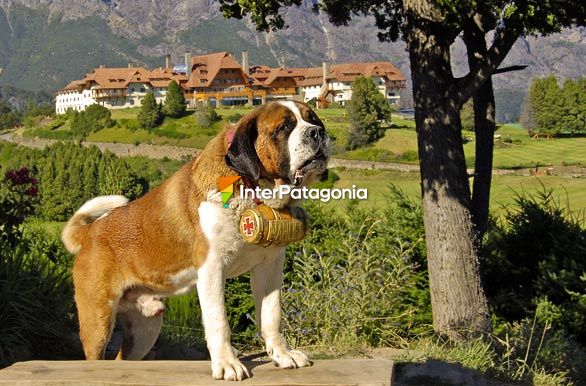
[{"xmin": 406, "ymin": 20, "xmax": 491, "ymax": 340}]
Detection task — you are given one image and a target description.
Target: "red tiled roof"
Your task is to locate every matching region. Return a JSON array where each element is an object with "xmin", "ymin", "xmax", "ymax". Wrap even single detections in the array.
[
  {"xmin": 294, "ymin": 62, "xmax": 405, "ymax": 86},
  {"xmin": 185, "ymin": 52, "xmax": 247, "ymax": 88}
]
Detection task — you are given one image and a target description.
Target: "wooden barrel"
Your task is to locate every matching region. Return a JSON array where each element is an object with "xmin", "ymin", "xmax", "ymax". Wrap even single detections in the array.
[{"xmin": 239, "ymin": 204, "xmax": 308, "ymax": 247}]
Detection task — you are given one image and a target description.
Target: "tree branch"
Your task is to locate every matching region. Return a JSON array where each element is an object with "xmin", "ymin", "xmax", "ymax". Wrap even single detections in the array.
[
  {"xmin": 493, "ymin": 65, "xmax": 528, "ymax": 74},
  {"xmin": 457, "ymin": 23, "xmax": 522, "ymax": 103}
]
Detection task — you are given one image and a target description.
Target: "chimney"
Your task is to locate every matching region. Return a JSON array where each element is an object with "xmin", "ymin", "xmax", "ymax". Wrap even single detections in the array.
[
  {"xmin": 100, "ymin": 64, "xmax": 105, "ymax": 69},
  {"xmin": 184, "ymin": 52, "xmax": 192, "ymax": 77},
  {"xmin": 165, "ymin": 54, "xmax": 171, "ymax": 69},
  {"xmin": 322, "ymin": 61, "xmax": 330, "ymax": 87},
  {"xmin": 128, "ymin": 63, "xmax": 133, "ymax": 68},
  {"xmin": 242, "ymin": 51, "xmax": 249, "ymax": 76}
]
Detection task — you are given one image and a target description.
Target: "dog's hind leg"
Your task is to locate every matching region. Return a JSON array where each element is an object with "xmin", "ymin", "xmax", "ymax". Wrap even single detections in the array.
[
  {"xmin": 75, "ymin": 289, "xmax": 117, "ymax": 360},
  {"xmin": 116, "ymin": 306, "xmax": 163, "ymax": 360}
]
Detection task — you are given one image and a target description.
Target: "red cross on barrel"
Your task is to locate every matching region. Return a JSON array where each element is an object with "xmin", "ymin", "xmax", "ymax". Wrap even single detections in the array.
[{"xmin": 242, "ymin": 216, "xmax": 255, "ymax": 236}]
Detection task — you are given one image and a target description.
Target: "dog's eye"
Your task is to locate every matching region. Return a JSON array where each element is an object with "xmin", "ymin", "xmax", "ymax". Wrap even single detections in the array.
[{"xmin": 281, "ymin": 118, "xmax": 296, "ymax": 132}]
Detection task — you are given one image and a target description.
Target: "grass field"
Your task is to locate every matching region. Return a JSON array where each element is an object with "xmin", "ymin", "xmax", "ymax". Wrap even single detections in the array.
[
  {"xmin": 329, "ymin": 168, "xmax": 586, "ymax": 213},
  {"xmin": 339, "ymin": 121, "xmax": 586, "ymax": 169}
]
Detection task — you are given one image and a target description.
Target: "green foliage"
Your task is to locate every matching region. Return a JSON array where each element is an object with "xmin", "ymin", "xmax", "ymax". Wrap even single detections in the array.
[
  {"xmin": 161, "ymin": 293, "xmax": 205, "ymax": 349},
  {"xmin": 0, "ymin": 101, "xmax": 21, "ymax": 130},
  {"xmin": 0, "ymin": 171, "xmax": 75, "ymax": 367},
  {"xmin": 195, "ymin": 105, "xmax": 222, "ymax": 127},
  {"xmin": 163, "ymin": 81, "xmax": 187, "ymax": 118},
  {"xmin": 282, "ymin": 187, "xmax": 429, "ymax": 348},
  {"xmin": 138, "ymin": 93, "xmax": 163, "ymax": 129},
  {"xmin": 226, "ymin": 113, "xmax": 244, "ymax": 123},
  {"xmin": 346, "ymin": 76, "xmax": 392, "ymax": 150},
  {"xmin": 526, "ymin": 76, "xmax": 586, "ymax": 135},
  {"xmin": 494, "ymin": 88, "xmax": 525, "ymax": 123},
  {"xmin": 0, "ymin": 142, "xmax": 145, "ymax": 221},
  {"xmin": 460, "ymin": 99, "xmax": 474, "ymax": 131},
  {"xmin": 70, "ymin": 104, "xmax": 114, "ymax": 140},
  {"xmin": 0, "ymin": 167, "xmax": 38, "ymax": 246},
  {"xmin": 482, "ymin": 188, "xmax": 586, "ymax": 345}
]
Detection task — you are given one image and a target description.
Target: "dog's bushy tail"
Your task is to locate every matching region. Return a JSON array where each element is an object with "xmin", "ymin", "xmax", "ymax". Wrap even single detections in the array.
[{"xmin": 62, "ymin": 195, "xmax": 128, "ymax": 254}]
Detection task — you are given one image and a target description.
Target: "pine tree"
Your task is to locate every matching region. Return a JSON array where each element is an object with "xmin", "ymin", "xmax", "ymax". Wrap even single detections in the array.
[
  {"xmin": 138, "ymin": 93, "xmax": 163, "ymax": 129},
  {"xmin": 346, "ymin": 76, "xmax": 392, "ymax": 150},
  {"xmin": 163, "ymin": 80, "xmax": 187, "ymax": 118}
]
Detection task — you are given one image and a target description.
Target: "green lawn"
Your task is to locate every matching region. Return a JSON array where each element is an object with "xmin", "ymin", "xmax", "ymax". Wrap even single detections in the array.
[
  {"xmin": 336, "ymin": 122, "xmax": 586, "ymax": 169},
  {"xmin": 327, "ymin": 168, "xmax": 586, "ymax": 214}
]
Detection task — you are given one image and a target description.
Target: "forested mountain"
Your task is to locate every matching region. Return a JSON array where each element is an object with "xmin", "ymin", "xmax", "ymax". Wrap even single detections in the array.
[{"xmin": 0, "ymin": 0, "xmax": 584, "ymax": 121}]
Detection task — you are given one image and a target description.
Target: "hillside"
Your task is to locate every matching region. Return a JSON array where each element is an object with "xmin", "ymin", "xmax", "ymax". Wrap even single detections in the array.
[{"xmin": 0, "ymin": 0, "xmax": 584, "ymax": 120}]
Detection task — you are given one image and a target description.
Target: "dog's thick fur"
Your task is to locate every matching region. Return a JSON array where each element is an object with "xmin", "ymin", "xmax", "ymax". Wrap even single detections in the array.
[{"xmin": 63, "ymin": 101, "xmax": 330, "ymax": 381}]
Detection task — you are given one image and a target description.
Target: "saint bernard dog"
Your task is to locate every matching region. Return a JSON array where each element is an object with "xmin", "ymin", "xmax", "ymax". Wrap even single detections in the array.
[{"xmin": 62, "ymin": 101, "xmax": 330, "ymax": 381}]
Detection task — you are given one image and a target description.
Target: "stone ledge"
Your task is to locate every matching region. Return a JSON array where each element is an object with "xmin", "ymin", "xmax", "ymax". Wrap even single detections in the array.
[{"xmin": 0, "ymin": 359, "xmax": 393, "ymax": 385}]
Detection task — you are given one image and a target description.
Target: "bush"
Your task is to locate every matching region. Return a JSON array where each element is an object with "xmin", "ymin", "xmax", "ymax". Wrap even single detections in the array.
[
  {"xmin": 281, "ymin": 187, "xmax": 429, "ymax": 349},
  {"xmin": 0, "ymin": 142, "xmax": 145, "ymax": 221},
  {"xmin": 0, "ymin": 169, "xmax": 76, "ymax": 367},
  {"xmin": 70, "ymin": 104, "xmax": 114, "ymax": 140},
  {"xmin": 226, "ymin": 113, "xmax": 244, "ymax": 123},
  {"xmin": 482, "ymin": 189, "xmax": 586, "ymax": 345},
  {"xmin": 195, "ymin": 106, "xmax": 222, "ymax": 127}
]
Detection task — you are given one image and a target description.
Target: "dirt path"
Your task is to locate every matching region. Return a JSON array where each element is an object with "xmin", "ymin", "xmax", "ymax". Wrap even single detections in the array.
[{"xmin": 2, "ymin": 133, "xmax": 585, "ymax": 177}]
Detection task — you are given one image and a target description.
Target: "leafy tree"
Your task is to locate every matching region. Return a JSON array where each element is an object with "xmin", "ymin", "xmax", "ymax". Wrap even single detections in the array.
[
  {"xmin": 537, "ymin": 76, "xmax": 564, "ymax": 135},
  {"xmin": 524, "ymin": 76, "xmax": 586, "ymax": 135},
  {"xmin": 163, "ymin": 80, "xmax": 187, "ymax": 118},
  {"xmin": 70, "ymin": 104, "xmax": 114, "ymax": 140},
  {"xmin": 560, "ymin": 79, "xmax": 586, "ymax": 134},
  {"xmin": 346, "ymin": 76, "xmax": 392, "ymax": 150},
  {"xmin": 138, "ymin": 93, "xmax": 163, "ymax": 129},
  {"xmin": 216, "ymin": 0, "xmax": 586, "ymax": 340}
]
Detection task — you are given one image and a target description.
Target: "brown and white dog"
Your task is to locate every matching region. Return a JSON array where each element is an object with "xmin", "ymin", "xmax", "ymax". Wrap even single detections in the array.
[{"xmin": 62, "ymin": 101, "xmax": 330, "ymax": 381}]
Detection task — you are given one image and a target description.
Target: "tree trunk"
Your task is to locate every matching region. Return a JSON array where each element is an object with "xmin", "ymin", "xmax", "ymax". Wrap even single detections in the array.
[
  {"xmin": 471, "ymin": 79, "xmax": 495, "ymax": 239},
  {"xmin": 406, "ymin": 22, "xmax": 491, "ymax": 340},
  {"xmin": 463, "ymin": 25, "xmax": 496, "ymax": 239}
]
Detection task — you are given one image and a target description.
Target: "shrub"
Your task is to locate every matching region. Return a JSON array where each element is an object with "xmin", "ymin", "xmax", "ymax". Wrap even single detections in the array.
[
  {"xmin": 0, "ymin": 167, "xmax": 38, "ymax": 245},
  {"xmin": 195, "ymin": 106, "xmax": 222, "ymax": 128},
  {"xmin": 226, "ymin": 113, "xmax": 244, "ymax": 123},
  {"xmin": 0, "ymin": 169, "xmax": 75, "ymax": 367},
  {"xmin": 0, "ymin": 143, "xmax": 145, "ymax": 221},
  {"xmin": 482, "ymin": 188, "xmax": 586, "ymax": 345},
  {"xmin": 70, "ymin": 104, "xmax": 114, "ymax": 140},
  {"xmin": 282, "ymin": 187, "xmax": 429, "ymax": 349}
]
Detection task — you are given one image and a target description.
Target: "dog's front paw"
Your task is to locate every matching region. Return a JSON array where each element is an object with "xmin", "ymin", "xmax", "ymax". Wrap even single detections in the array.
[
  {"xmin": 211, "ymin": 356, "xmax": 251, "ymax": 381},
  {"xmin": 269, "ymin": 347, "xmax": 311, "ymax": 369}
]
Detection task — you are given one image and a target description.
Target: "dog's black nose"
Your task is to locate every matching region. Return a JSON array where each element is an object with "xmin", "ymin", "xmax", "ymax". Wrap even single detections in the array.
[{"xmin": 307, "ymin": 126, "xmax": 325, "ymax": 142}]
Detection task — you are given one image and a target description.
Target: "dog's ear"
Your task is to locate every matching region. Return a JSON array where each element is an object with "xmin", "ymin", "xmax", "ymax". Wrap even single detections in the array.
[{"xmin": 225, "ymin": 115, "xmax": 261, "ymax": 181}]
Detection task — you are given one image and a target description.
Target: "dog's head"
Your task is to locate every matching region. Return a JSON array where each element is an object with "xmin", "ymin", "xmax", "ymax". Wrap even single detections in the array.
[{"xmin": 225, "ymin": 101, "xmax": 330, "ymax": 186}]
